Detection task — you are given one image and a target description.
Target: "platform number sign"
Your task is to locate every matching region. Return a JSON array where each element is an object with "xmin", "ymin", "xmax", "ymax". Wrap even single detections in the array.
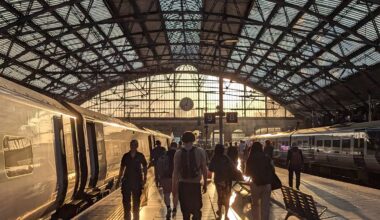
[
  {"xmin": 226, "ymin": 112, "xmax": 238, "ymax": 123},
  {"xmin": 204, "ymin": 113, "xmax": 216, "ymax": 124}
]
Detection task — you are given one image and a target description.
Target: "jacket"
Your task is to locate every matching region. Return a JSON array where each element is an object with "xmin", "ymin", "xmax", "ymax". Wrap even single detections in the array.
[{"xmin": 245, "ymin": 152, "xmax": 273, "ymax": 186}]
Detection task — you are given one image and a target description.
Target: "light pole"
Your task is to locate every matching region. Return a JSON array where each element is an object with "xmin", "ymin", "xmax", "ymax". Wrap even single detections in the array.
[{"xmin": 201, "ymin": 38, "xmax": 238, "ymax": 145}]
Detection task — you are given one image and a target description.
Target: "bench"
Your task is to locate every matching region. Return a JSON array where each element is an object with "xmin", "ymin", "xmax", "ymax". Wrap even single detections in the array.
[{"xmin": 281, "ymin": 186, "xmax": 329, "ymax": 220}]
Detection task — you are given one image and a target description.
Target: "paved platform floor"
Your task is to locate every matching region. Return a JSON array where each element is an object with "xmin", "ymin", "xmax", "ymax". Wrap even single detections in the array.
[
  {"xmin": 74, "ymin": 168, "xmax": 380, "ymax": 220},
  {"xmin": 273, "ymin": 167, "xmax": 380, "ymax": 220}
]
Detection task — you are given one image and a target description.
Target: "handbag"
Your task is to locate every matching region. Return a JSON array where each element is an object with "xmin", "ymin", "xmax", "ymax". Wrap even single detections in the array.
[{"xmin": 271, "ymin": 172, "xmax": 282, "ymax": 190}]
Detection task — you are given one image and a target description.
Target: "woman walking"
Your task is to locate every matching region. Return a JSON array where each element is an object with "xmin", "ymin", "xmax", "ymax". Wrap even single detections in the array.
[
  {"xmin": 245, "ymin": 142, "xmax": 273, "ymax": 220},
  {"xmin": 209, "ymin": 144, "xmax": 234, "ymax": 220}
]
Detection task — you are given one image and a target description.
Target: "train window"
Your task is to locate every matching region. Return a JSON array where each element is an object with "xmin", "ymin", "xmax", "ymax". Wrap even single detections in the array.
[
  {"xmin": 324, "ymin": 140, "xmax": 331, "ymax": 147},
  {"xmin": 3, "ymin": 136, "xmax": 33, "ymax": 177},
  {"xmin": 332, "ymin": 140, "xmax": 340, "ymax": 148},
  {"xmin": 342, "ymin": 139, "xmax": 351, "ymax": 149},
  {"xmin": 316, "ymin": 140, "xmax": 323, "ymax": 147}
]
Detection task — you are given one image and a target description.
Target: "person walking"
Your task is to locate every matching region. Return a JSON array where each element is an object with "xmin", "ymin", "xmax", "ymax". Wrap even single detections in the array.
[
  {"xmin": 264, "ymin": 140, "xmax": 274, "ymax": 166},
  {"xmin": 245, "ymin": 142, "xmax": 273, "ymax": 220},
  {"xmin": 151, "ymin": 140, "xmax": 166, "ymax": 187},
  {"xmin": 157, "ymin": 142, "xmax": 179, "ymax": 218},
  {"xmin": 238, "ymin": 140, "xmax": 246, "ymax": 170},
  {"xmin": 172, "ymin": 132, "xmax": 208, "ymax": 220},
  {"xmin": 116, "ymin": 140, "xmax": 148, "ymax": 220},
  {"xmin": 287, "ymin": 145, "xmax": 304, "ymax": 190},
  {"xmin": 227, "ymin": 141, "xmax": 239, "ymax": 165},
  {"xmin": 209, "ymin": 144, "xmax": 234, "ymax": 220}
]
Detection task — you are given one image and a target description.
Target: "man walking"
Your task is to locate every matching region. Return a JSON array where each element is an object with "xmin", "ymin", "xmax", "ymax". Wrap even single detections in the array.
[
  {"xmin": 151, "ymin": 140, "xmax": 166, "ymax": 187},
  {"xmin": 264, "ymin": 140, "xmax": 274, "ymax": 166},
  {"xmin": 116, "ymin": 140, "xmax": 148, "ymax": 220},
  {"xmin": 172, "ymin": 132, "xmax": 208, "ymax": 220},
  {"xmin": 286, "ymin": 145, "xmax": 304, "ymax": 190},
  {"xmin": 227, "ymin": 142, "xmax": 239, "ymax": 165}
]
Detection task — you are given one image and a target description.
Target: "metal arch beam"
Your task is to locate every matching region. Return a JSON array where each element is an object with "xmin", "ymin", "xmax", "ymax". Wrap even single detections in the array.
[
  {"xmin": 156, "ymin": 0, "xmax": 174, "ymax": 62},
  {"xmin": 2, "ymin": 12, "xmax": 372, "ymax": 73},
  {"xmin": 57, "ymin": 27, "xmax": 357, "ymax": 73},
  {"xmin": 1, "ymin": 11, "xmax": 367, "ymax": 65},
  {"xmin": 73, "ymin": 1, "xmax": 134, "ymax": 70},
  {"xmin": 255, "ymin": 15, "xmax": 380, "ymax": 110},
  {"xmin": 0, "ymin": 1, "xmax": 87, "ymax": 93},
  {"xmin": 54, "ymin": 35, "xmax": 361, "ymax": 112},
  {"xmin": 233, "ymin": 2, "xmax": 281, "ymax": 74},
  {"xmin": 223, "ymin": 0, "xmax": 256, "ymax": 72},
  {"xmin": 0, "ymin": 0, "xmax": 99, "ymax": 94},
  {"xmin": 268, "ymin": 6, "xmax": 380, "ymax": 96},
  {"xmin": 267, "ymin": 0, "xmax": 377, "ymax": 47},
  {"xmin": 35, "ymin": 0, "xmax": 119, "ymax": 74},
  {"xmin": 0, "ymin": 0, "xmax": 82, "ymax": 34},
  {"xmin": 104, "ymin": 0, "xmax": 150, "ymax": 67},
  {"xmin": 287, "ymin": 62, "xmax": 380, "ymax": 109},
  {"xmin": 35, "ymin": 32, "xmax": 368, "ymax": 112},
  {"xmin": 241, "ymin": 0, "xmax": 314, "ymax": 82}
]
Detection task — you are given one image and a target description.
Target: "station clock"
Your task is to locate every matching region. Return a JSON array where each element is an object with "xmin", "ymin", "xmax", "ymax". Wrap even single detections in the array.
[{"xmin": 179, "ymin": 97, "xmax": 194, "ymax": 111}]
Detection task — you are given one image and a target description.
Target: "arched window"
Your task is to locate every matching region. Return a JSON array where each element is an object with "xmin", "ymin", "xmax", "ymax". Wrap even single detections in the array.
[{"xmin": 82, "ymin": 65, "xmax": 294, "ymax": 118}]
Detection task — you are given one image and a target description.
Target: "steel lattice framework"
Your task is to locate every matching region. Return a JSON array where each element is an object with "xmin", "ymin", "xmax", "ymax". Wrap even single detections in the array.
[{"xmin": 0, "ymin": 0, "xmax": 379, "ymax": 117}]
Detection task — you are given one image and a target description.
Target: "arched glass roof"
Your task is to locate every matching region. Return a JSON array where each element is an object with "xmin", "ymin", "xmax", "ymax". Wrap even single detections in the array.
[
  {"xmin": 0, "ymin": 0, "xmax": 379, "ymax": 117},
  {"xmin": 81, "ymin": 64, "xmax": 294, "ymax": 118}
]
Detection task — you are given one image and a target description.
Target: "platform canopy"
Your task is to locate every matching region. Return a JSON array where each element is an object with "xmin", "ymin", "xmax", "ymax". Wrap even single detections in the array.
[{"xmin": 0, "ymin": 0, "xmax": 379, "ymax": 116}]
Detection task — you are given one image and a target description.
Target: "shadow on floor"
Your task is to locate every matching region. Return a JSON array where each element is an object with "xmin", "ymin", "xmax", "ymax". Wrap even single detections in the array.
[{"xmin": 302, "ymin": 181, "xmax": 371, "ymax": 220}]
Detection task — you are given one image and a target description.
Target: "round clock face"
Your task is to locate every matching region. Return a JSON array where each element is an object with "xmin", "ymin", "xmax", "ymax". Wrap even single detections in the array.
[{"xmin": 179, "ymin": 97, "xmax": 194, "ymax": 111}]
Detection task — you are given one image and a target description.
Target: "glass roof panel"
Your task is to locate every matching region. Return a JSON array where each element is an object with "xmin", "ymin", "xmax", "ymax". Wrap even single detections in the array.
[
  {"xmin": 2, "ymin": 66, "xmax": 30, "ymax": 81},
  {"xmin": 160, "ymin": 0, "xmax": 202, "ymax": 56}
]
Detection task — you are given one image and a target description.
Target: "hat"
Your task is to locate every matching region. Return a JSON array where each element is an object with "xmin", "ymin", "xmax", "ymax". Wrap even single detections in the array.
[{"xmin": 181, "ymin": 131, "xmax": 195, "ymax": 143}]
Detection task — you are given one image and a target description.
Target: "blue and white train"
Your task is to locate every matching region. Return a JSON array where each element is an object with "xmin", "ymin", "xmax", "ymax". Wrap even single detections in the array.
[{"xmin": 252, "ymin": 122, "xmax": 380, "ymax": 182}]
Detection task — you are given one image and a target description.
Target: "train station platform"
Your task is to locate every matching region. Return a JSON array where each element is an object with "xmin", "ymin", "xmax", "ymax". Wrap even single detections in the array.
[{"xmin": 74, "ymin": 168, "xmax": 380, "ymax": 220}]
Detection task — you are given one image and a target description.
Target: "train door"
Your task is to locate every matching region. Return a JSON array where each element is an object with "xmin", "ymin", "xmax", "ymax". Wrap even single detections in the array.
[
  {"xmin": 62, "ymin": 117, "xmax": 79, "ymax": 201},
  {"xmin": 52, "ymin": 116, "xmax": 68, "ymax": 208},
  {"xmin": 86, "ymin": 122, "xmax": 107, "ymax": 188},
  {"xmin": 353, "ymin": 132, "xmax": 365, "ymax": 168},
  {"xmin": 364, "ymin": 129, "xmax": 380, "ymax": 171}
]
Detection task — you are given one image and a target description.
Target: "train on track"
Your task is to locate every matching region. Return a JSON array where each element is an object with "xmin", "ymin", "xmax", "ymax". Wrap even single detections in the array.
[
  {"xmin": 252, "ymin": 122, "xmax": 380, "ymax": 184},
  {"xmin": 0, "ymin": 78, "xmax": 171, "ymax": 220}
]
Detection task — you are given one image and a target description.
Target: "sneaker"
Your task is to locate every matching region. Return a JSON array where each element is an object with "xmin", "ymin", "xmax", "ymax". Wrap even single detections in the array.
[
  {"xmin": 172, "ymin": 208, "xmax": 177, "ymax": 217},
  {"xmin": 166, "ymin": 208, "xmax": 171, "ymax": 219},
  {"xmin": 216, "ymin": 210, "xmax": 221, "ymax": 218}
]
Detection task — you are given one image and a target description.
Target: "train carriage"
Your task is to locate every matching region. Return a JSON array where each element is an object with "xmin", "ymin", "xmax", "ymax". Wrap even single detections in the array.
[
  {"xmin": 0, "ymin": 78, "xmax": 172, "ymax": 220},
  {"xmin": 0, "ymin": 78, "xmax": 77, "ymax": 220},
  {"xmin": 252, "ymin": 122, "xmax": 380, "ymax": 183}
]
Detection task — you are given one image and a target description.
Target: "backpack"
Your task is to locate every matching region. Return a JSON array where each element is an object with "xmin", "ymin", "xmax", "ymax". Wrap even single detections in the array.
[
  {"xmin": 156, "ymin": 153, "xmax": 170, "ymax": 178},
  {"xmin": 180, "ymin": 147, "xmax": 199, "ymax": 179},
  {"xmin": 291, "ymin": 150, "xmax": 303, "ymax": 169}
]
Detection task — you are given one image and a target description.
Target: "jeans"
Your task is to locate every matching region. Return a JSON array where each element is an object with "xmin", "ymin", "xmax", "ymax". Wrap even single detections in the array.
[
  {"xmin": 178, "ymin": 182, "xmax": 202, "ymax": 220},
  {"xmin": 250, "ymin": 183, "xmax": 271, "ymax": 220},
  {"xmin": 122, "ymin": 186, "xmax": 142, "ymax": 220},
  {"xmin": 288, "ymin": 168, "xmax": 301, "ymax": 189}
]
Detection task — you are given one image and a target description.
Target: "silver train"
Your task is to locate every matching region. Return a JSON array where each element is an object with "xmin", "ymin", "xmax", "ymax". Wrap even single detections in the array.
[
  {"xmin": 0, "ymin": 78, "xmax": 171, "ymax": 220},
  {"xmin": 252, "ymin": 122, "xmax": 380, "ymax": 180}
]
